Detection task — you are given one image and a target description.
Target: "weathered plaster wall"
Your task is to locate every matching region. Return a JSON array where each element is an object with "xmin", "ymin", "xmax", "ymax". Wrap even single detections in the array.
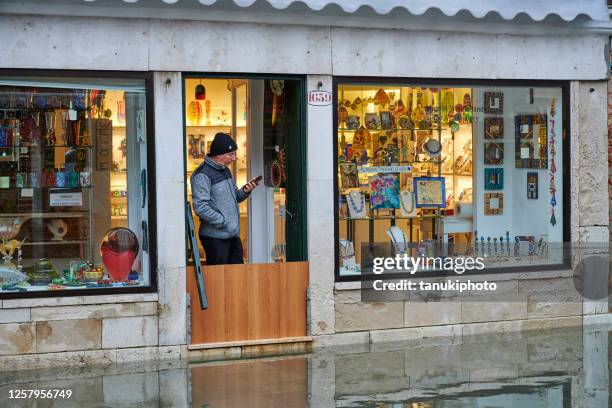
[
  {"xmin": 153, "ymin": 72, "xmax": 187, "ymax": 346},
  {"xmin": 0, "ymin": 15, "xmax": 608, "ymax": 80}
]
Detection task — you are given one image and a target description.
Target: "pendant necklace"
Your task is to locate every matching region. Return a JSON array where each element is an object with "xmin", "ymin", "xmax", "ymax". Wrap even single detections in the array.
[
  {"xmin": 400, "ymin": 191, "xmax": 414, "ymax": 214},
  {"xmin": 347, "ymin": 192, "xmax": 365, "ymax": 214}
]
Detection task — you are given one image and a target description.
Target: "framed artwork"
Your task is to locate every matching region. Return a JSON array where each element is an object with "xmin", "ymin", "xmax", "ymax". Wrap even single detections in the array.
[
  {"xmin": 527, "ymin": 172, "xmax": 538, "ymax": 199},
  {"xmin": 380, "ymin": 111, "xmax": 393, "ymax": 130},
  {"xmin": 340, "ymin": 162, "xmax": 359, "ymax": 188},
  {"xmin": 484, "ymin": 168, "xmax": 503, "ymax": 190},
  {"xmin": 484, "ymin": 192, "xmax": 503, "ymax": 215},
  {"xmin": 365, "ymin": 112, "xmax": 381, "ymax": 130},
  {"xmin": 484, "ymin": 92, "xmax": 504, "ymax": 114},
  {"xmin": 413, "ymin": 177, "xmax": 446, "ymax": 208},
  {"xmin": 188, "ymin": 134, "xmax": 204, "ymax": 159},
  {"xmin": 345, "ymin": 115, "xmax": 360, "ymax": 130},
  {"xmin": 369, "ymin": 174, "xmax": 400, "ymax": 210},
  {"xmin": 484, "ymin": 142, "xmax": 503, "ymax": 165},
  {"xmin": 515, "ymin": 114, "xmax": 547, "ymax": 169},
  {"xmin": 484, "ymin": 117, "xmax": 503, "ymax": 139}
]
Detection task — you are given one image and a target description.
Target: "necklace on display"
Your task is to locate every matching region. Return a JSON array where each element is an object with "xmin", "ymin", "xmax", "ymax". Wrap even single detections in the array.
[
  {"xmin": 347, "ymin": 192, "xmax": 365, "ymax": 214},
  {"xmin": 339, "ymin": 241, "xmax": 355, "ymax": 259},
  {"xmin": 400, "ymin": 191, "xmax": 414, "ymax": 214},
  {"xmin": 387, "ymin": 226, "xmax": 408, "ymax": 254}
]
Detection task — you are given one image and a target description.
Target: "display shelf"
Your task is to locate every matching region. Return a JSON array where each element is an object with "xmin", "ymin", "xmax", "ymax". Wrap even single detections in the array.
[
  {"xmin": 338, "ymin": 127, "xmax": 442, "ymax": 132},
  {"xmin": 339, "ymin": 160, "xmax": 440, "ymax": 166},
  {"xmin": 22, "ymin": 240, "xmax": 87, "ymax": 246},
  {"xmin": 340, "ymin": 215, "xmax": 439, "ymax": 221},
  {"xmin": 442, "ymin": 172, "xmax": 472, "ymax": 177},
  {"xmin": 186, "ymin": 125, "xmax": 232, "ymax": 128},
  {"xmin": 14, "ymin": 145, "xmax": 93, "ymax": 148},
  {"xmin": 0, "ymin": 211, "xmax": 88, "ymax": 218},
  {"xmin": 0, "ymin": 186, "xmax": 93, "ymax": 190}
]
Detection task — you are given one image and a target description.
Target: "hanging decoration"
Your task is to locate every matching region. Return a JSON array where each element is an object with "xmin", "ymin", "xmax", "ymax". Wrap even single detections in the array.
[
  {"xmin": 548, "ymin": 98, "xmax": 557, "ymax": 226},
  {"xmin": 187, "ymin": 101, "xmax": 202, "ymax": 126},
  {"xmin": 195, "ymin": 80, "xmax": 206, "ymax": 100}
]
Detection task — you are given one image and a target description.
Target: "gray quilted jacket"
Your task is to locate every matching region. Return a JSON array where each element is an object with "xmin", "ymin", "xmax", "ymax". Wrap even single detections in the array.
[{"xmin": 190, "ymin": 156, "xmax": 249, "ymax": 239}]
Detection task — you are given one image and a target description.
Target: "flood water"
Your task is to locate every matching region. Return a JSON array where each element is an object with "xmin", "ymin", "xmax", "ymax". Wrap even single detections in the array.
[{"xmin": 0, "ymin": 325, "xmax": 610, "ymax": 407}]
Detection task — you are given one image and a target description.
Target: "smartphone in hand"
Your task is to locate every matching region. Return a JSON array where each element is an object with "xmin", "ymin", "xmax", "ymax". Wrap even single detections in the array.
[{"xmin": 251, "ymin": 175, "xmax": 263, "ymax": 184}]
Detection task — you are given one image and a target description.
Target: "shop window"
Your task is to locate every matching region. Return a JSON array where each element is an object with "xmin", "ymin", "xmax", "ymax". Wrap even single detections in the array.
[
  {"xmin": 0, "ymin": 74, "xmax": 153, "ymax": 295},
  {"xmin": 184, "ymin": 77, "xmax": 306, "ymax": 265},
  {"xmin": 336, "ymin": 82, "xmax": 565, "ymax": 278}
]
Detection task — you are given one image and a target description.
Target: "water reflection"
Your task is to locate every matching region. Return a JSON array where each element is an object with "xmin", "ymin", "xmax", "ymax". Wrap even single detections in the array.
[{"xmin": 0, "ymin": 326, "xmax": 609, "ymax": 407}]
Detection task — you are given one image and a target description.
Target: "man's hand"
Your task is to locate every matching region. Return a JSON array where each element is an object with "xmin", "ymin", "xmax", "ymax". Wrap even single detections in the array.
[{"xmin": 243, "ymin": 176, "xmax": 261, "ymax": 193}]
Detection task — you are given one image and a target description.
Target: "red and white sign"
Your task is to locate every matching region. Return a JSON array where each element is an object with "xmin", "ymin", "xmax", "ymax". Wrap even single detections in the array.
[{"xmin": 307, "ymin": 90, "xmax": 332, "ymax": 106}]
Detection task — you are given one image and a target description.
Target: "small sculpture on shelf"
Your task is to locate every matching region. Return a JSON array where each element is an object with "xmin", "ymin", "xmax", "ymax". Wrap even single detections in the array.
[
  {"xmin": 48, "ymin": 219, "xmax": 68, "ymax": 241},
  {"xmin": 100, "ymin": 227, "xmax": 139, "ymax": 282},
  {"xmin": 0, "ymin": 238, "xmax": 26, "ymax": 269}
]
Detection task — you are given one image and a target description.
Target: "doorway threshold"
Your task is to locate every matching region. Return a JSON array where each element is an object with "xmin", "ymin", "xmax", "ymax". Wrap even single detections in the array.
[{"xmin": 188, "ymin": 336, "xmax": 312, "ymax": 350}]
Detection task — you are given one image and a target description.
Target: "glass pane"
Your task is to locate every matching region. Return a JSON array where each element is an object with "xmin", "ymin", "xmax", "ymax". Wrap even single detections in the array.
[
  {"xmin": 0, "ymin": 76, "xmax": 150, "ymax": 292},
  {"xmin": 185, "ymin": 78, "xmax": 303, "ymax": 265},
  {"xmin": 337, "ymin": 83, "xmax": 563, "ymax": 276}
]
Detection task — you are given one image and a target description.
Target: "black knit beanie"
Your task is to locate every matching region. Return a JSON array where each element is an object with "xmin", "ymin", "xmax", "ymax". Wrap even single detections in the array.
[{"xmin": 209, "ymin": 132, "xmax": 237, "ymax": 156}]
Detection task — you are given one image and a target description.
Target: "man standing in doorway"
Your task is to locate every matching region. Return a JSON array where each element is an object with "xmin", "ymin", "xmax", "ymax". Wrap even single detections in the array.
[{"xmin": 191, "ymin": 132, "xmax": 260, "ymax": 264}]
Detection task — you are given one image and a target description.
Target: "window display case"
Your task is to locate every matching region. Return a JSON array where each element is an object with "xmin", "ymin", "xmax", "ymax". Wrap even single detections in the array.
[
  {"xmin": 336, "ymin": 81, "xmax": 566, "ymax": 278},
  {"xmin": 0, "ymin": 75, "xmax": 152, "ymax": 295}
]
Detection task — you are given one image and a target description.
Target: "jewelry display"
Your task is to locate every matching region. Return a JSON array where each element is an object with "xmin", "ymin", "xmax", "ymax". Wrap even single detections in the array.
[
  {"xmin": 335, "ymin": 85, "xmax": 562, "ymax": 275},
  {"xmin": 399, "ymin": 190, "xmax": 416, "ymax": 217},
  {"xmin": 339, "ymin": 240, "xmax": 359, "ymax": 275},
  {"xmin": 387, "ymin": 226, "xmax": 408, "ymax": 255},
  {"xmin": 346, "ymin": 191, "xmax": 366, "ymax": 218},
  {"xmin": 549, "ymin": 98, "xmax": 557, "ymax": 226}
]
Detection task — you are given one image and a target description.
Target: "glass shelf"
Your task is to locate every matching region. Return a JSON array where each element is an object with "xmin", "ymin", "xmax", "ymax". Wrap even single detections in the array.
[
  {"xmin": 13, "ymin": 144, "xmax": 93, "ymax": 148},
  {"xmin": 338, "ymin": 127, "xmax": 442, "ymax": 132},
  {"xmin": 23, "ymin": 240, "xmax": 88, "ymax": 246},
  {"xmin": 338, "ymin": 160, "xmax": 441, "ymax": 165},
  {"xmin": 339, "ymin": 215, "xmax": 440, "ymax": 221},
  {"xmin": 0, "ymin": 186, "xmax": 93, "ymax": 190},
  {"xmin": 441, "ymin": 172, "xmax": 473, "ymax": 177},
  {"xmin": 0, "ymin": 211, "xmax": 88, "ymax": 218}
]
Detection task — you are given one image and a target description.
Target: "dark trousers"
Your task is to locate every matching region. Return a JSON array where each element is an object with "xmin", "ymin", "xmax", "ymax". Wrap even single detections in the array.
[{"xmin": 200, "ymin": 235, "xmax": 244, "ymax": 265}]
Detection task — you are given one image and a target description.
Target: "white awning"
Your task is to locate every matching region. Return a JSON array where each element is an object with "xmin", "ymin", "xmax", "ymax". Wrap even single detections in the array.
[{"xmin": 80, "ymin": 0, "xmax": 609, "ymax": 22}]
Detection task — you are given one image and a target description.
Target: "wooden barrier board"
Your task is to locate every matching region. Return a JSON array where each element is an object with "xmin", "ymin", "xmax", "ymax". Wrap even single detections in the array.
[{"xmin": 186, "ymin": 262, "xmax": 309, "ymax": 344}]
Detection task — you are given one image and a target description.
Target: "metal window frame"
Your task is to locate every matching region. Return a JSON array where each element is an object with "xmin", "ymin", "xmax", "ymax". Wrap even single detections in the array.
[
  {"xmin": 333, "ymin": 76, "xmax": 571, "ymax": 282},
  {"xmin": 0, "ymin": 68, "xmax": 158, "ymax": 299}
]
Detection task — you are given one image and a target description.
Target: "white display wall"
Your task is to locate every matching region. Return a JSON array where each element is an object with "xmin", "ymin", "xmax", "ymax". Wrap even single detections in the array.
[{"xmin": 473, "ymin": 86, "xmax": 563, "ymax": 244}]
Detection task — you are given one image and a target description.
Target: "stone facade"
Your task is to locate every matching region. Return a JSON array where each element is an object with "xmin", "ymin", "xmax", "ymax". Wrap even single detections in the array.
[
  {"xmin": 0, "ymin": 11, "xmax": 610, "ymax": 368},
  {"xmin": 0, "ymin": 294, "xmax": 183, "ymax": 369}
]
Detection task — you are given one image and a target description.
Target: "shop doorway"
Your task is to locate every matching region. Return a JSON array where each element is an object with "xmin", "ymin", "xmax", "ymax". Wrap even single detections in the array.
[{"xmin": 183, "ymin": 76, "xmax": 308, "ymax": 346}]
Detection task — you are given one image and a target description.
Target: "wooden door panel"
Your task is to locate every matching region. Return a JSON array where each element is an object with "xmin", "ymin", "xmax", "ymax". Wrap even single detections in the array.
[{"xmin": 187, "ymin": 261, "xmax": 309, "ymax": 344}]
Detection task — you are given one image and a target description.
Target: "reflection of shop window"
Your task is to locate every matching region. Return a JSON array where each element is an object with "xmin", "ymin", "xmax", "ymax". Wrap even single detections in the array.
[
  {"xmin": 0, "ymin": 74, "xmax": 153, "ymax": 295},
  {"xmin": 336, "ymin": 82, "xmax": 566, "ymax": 279}
]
